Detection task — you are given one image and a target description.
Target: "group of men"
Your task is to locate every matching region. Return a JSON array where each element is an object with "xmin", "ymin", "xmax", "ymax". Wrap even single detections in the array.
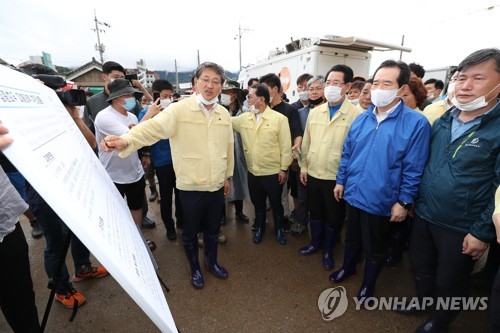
[{"xmin": 0, "ymin": 47, "xmax": 499, "ymax": 333}]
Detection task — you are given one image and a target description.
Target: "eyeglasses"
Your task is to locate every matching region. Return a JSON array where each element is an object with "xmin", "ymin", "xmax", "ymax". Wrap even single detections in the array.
[
  {"xmin": 308, "ymin": 86, "xmax": 324, "ymax": 92},
  {"xmin": 198, "ymin": 77, "xmax": 221, "ymax": 86},
  {"xmin": 325, "ymin": 81, "xmax": 345, "ymax": 87}
]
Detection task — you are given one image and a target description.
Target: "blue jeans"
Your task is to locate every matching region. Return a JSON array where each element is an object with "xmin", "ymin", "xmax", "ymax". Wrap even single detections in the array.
[
  {"xmin": 6, "ymin": 171, "xmax": 27, "ymax": 201},
  {"xmin": 31, "ymin": 201, "xmax": 91, "ymax": 293}
]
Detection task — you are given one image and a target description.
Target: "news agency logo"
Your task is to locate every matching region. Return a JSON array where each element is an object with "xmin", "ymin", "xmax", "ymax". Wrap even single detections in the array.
[
  {"xmin": 317, "ymin": 287, "xmax": 349, "ymax": 321},
  {"xmin": 352, "ymin": 296, "xmax": 489, "ymax": 311},
  {"xmin": 318, "ymin": 287, "xmax": 488, "ymax": 321}
]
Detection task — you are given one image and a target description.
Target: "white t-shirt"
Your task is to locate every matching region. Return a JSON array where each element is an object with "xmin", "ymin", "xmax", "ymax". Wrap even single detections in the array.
[{"xmin": 95, "ymin": 105, "xmax": 144, "ymax": 184}]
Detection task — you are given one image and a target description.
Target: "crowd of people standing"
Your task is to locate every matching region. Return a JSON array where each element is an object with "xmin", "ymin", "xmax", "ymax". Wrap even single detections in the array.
[{"xmin": 0, "ymin": 47, "xmax": 499, "ymax": 333}]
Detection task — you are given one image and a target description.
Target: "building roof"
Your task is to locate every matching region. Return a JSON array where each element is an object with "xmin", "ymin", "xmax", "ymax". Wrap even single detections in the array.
[{"xmin": 65, "ymin": 57, "xmax": 102, "ymax": 80}]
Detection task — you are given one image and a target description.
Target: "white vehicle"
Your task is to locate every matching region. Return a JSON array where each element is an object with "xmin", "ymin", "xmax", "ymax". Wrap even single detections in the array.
[
  {"xmin": 238, "ymin": 36, "xmax": 411, "ymax": 102},
  {"xmin": 423, "ymin": 66, "xmax": 457, "ymax": 86}
]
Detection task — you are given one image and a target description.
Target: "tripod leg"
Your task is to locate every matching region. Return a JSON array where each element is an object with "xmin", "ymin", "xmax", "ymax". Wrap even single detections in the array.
[{"xmin": 40, "ymin": 230, "xmax": 74, "ymax": 332}]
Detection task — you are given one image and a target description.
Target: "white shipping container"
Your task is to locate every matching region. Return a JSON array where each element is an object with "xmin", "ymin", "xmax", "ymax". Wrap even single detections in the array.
[{"xmin": 238, "ymin": 36, "xmax": 411, "ymax": 103}]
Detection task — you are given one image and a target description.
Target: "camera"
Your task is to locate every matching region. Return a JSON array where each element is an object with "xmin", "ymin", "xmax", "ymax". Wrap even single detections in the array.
[
  {"xmin": 125, "ymin": 73, "xmax": 138, "ymax": 83},
  {"xmin": 32, "ymin": 74, "xmax": 86, "ymax": 106},
  {"xmin": 56, "ymin": 90, "xmax": 86, "ymax": 106}
]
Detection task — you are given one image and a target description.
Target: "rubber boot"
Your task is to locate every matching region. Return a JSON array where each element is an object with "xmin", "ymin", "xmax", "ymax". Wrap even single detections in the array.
[
  {"xmin": 415, "ymin": 310, "xmax": 459, "ymax": 333},
  {"xmin": 203, "ymin": 234, "xmax": 228, "ymax": 279},
  {"xmin": 329, "ymin": 246, "xmax": 361, "ymax": 283},
  {"xmin": 356, "ymin": 258, "xmax": 384, "ymax": 307},
  {"xmin": 273, "ymin": 211, "xmax": 287, "ymax": 245},
  {"xmin": 182, "ymin": 237, "xmax": 204, "ymax": 289},
  {"xmin": 253, "ymin": 211, "xmax": 266, "ymax": 244},
  {"xmin": 322, "ymin": 226, "xmax": 337, "ymax": 270},
  {"xmin": 298, "ymin": 219, "xmax": 323, "ymax": 255}
]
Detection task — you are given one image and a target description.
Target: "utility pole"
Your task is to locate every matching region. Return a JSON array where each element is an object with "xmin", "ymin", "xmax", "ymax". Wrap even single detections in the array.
[
  {"xmin": 235, "ymin": 22, "xmax": 251, "ymax": 71},
  {"xmin": 399, "ymin": 35, "xmax": 405, "ymax": 61},
  {"xmin": 92, "ymin": 9, "xmax": 110, "ymax": 64},
  {"xmin": 175, "ymin": 59, "xmax": 179, "ymax": 93},
  {"xmin": 197, "ymin": 50, "xmax": 200, "ymax": 66},
  {"xmin": 238, "ymin": 23, "xmax": 242, "ymax": 71}
]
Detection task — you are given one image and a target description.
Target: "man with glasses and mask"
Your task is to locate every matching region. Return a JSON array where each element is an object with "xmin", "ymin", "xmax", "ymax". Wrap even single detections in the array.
[
  {"xmin": 330, "ymin": 60, "xmax": 431, "ymax": 308},
  {"xmin": 298, "ymin": 66, "xmax": 361, "ymax": 270},
  {"xmin": 100, "ymin": 62, "xmax": 234, "ymax": 290},
  {"xmin": 291, "ymin": 73, "xmax": 313, "ymax": 110},
  {"xmin": 231, "ymin": 84, "xmax": 292, "ymax": 245},
  {"xmin": 401, "ymin": 48, "xmax": 500, "ymax": 333}
]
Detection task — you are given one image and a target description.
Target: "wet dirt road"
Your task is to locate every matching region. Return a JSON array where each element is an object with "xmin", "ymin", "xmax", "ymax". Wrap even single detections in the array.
[{"xmin": 0, "ymin": 198, "xmax": 491, "ymax": 333}]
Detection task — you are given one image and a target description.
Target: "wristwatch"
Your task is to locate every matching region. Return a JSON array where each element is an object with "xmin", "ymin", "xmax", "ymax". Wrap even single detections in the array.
[{"xmin": 397, "ymin": 200, "xmax": 413, "ymax": 210}]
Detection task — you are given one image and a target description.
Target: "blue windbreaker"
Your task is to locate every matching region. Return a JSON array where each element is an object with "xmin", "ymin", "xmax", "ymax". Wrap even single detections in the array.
[{"xmin": 336, "ymin": 101, "xmax": 431, "ymax": 216}]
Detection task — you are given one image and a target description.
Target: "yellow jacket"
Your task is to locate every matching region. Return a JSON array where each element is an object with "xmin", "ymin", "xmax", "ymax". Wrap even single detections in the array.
[
  {"xmin": 300, "ymin": 99, "xmax": 361, "ymax": 180},
  {"xmin": 231, "ymin": 106, "xmax": 292, "ymax": 176},
  {"xmin": 423, "ymin": 99, "xmax": 448, "ymax": 125},
  {"xmin": 119, "ymin": 95, "xmax": 234, "ymax": 192}
]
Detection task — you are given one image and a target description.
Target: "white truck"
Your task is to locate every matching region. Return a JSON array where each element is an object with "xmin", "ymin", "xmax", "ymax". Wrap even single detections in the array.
[{"xmin": 237, "ymin": 36, "xmax": 411, "ymax": 102}]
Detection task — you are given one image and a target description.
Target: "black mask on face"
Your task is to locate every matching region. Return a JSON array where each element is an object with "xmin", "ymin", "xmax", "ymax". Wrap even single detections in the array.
[{"xmin": 309, "ymin": 96, "xmax": 324, "ymax": 105}]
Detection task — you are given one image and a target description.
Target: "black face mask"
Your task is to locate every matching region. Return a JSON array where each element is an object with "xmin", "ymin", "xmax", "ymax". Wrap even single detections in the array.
[{"xmin": 309, "ymin": 96, "xmax": 324, "ymax": 105}]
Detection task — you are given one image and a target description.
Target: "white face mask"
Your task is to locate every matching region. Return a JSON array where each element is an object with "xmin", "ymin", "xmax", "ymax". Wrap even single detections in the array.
[
  {"xmin": 451, "ymin": 83, "xmax": 500, "ymax": 112},
  {"xmin": 427, "ymin": 93, "xmax": 435, "ymax": 100},
  {"xmin": 141, "ymin": 104, "xmax": 148, "ymax": 109},
  {"xmin": 250, "ymin": 99, "xmax": 262, "ymax": 114},
  {"xmin": 324, "ymin": 85, "xmax": 343, "ymax": 103},
  {"xmin": 371, "ymin": 88, "xmax": 400, "ymax": 108},
  {"xmin": 447, "ymin": 82, "xmax": 456, "ymax": 96},
  {"xmin": 350, "ymin": 98, "xmax": 360, "ymax": 105},
  {"xmin": 196, "ymin": 92, "xmax": 219, "ymax": 106},
  {"xmin": 220, "ymin": 93, "xmax": 232, "ymax": 106},
  {"xmin": 298, "ymin": 90, "xmax": 309, "ymax": 101},
  {"xmin": 160, "ymin": 99, "xmax": 171, "ymax": 109}
]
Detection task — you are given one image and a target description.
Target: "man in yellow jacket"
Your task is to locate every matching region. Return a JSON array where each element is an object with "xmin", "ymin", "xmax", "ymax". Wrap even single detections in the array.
[
  {"xmin": 101, "ymin": 62, "xmax": 234, "ymax": 290},
  {"xmin": 231, "ymin": 84, "xmax": 292, "ymax": 245},
  {"xmin": 298, "ymin": 64, "xmax": 361, "ymax": 270}
]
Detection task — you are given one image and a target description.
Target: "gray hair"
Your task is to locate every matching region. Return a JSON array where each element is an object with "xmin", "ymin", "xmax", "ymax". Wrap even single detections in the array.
[
  {"xmin": 457, "ymin": 48, "xmax": 500, "ymax": 73},
  {"xmin": 195, "ymin": 62, "xmax": 226, "ymax": 84},
  {"xmin": 306, "ymin": 75, "xmax": 325, "ymax": 87}
]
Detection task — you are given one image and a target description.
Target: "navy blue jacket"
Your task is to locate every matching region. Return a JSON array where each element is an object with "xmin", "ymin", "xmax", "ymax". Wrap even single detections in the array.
[
  {"xmin": 415, "ymin": 102, "xmax": 500, "ymax": 242},
  {"xmin": 337, "ymin": 101, "xmax": 431, "ymax": 216}
]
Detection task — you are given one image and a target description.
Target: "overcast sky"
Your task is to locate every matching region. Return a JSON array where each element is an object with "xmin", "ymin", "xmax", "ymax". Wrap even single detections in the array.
[{"xmin": 1, "ymin": 0, "xmax": 498, "ymax": 75}]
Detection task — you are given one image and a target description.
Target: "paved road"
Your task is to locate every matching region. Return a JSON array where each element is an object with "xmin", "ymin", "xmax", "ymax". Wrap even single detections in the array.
[{"xmin": 0, "ymin": 199, "xmax": 491, "ymax": 333}]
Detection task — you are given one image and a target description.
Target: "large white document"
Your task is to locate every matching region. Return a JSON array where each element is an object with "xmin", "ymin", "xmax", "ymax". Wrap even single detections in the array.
[{"xmin": 0, "ymin": 65, "xmax": 176, "ymax": 333}]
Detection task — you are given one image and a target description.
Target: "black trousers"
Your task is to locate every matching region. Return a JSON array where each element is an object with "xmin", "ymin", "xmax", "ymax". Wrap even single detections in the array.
[
  {"xmin": 295, "ymin": 172, "xmax": 308, "ymax": 226},
  {"xmin": 307, "ymin": 176, "xmax": 345, "ymax": 229},
  {"xmin": 155, "ymin": 164, "xmax": 182, "ymax": 229},
  {"xmin": 344, "ymin": 203, "xmax": 391, "ymax": 261},
  {"xmin": 247, "ymin": 172, "xmax": 283, "ymax": 220},
  {"xmin": 179, "ymin": 188, "xmax": 224, "ymax": 241},
  {"xmin": 0, "ymin": 222, "xmax": 40, "ymax": 332},
  {"xmin": 410, "ymin": 215, "xmax": 475, "ymax": 302}
]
